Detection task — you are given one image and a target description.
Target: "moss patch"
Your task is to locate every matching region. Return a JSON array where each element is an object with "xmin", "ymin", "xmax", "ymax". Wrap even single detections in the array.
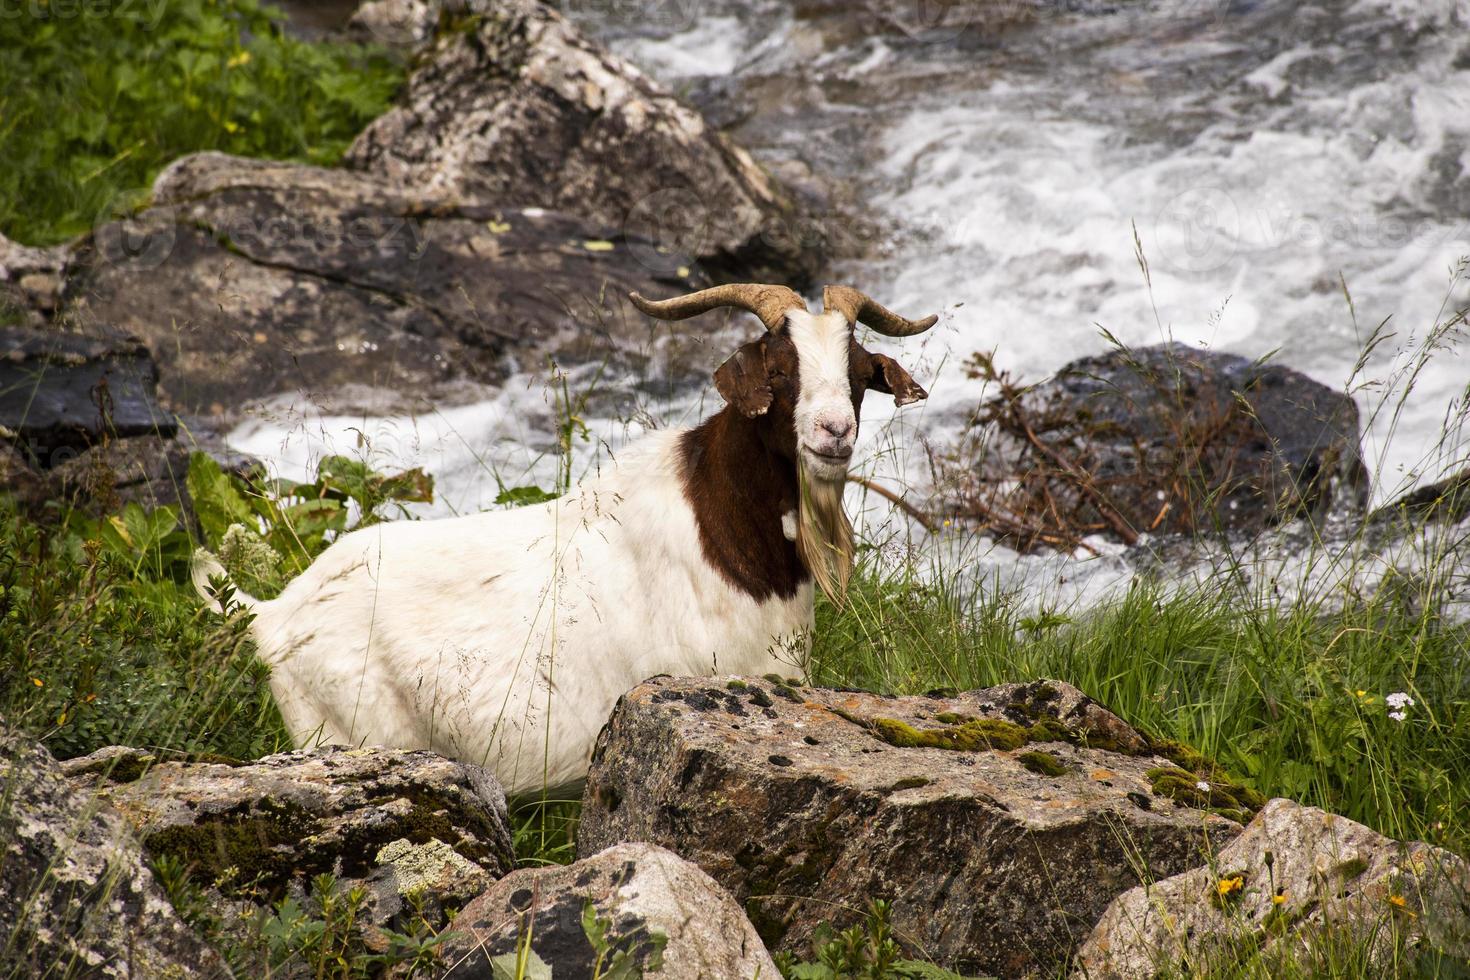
[
  {"xmin": 1018, "ymin": 751, "xmax": 1070, "ymax": 777},
  {"xmin": 873, "ymin": 716, "xmax": 1030, "ymax": 752},
  {"xmin": 1146, "ymin": 766, "xmax": 1262, "ymax": 818}
]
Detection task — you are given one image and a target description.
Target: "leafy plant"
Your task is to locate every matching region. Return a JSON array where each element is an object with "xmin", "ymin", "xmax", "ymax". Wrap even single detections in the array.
[
  {"xmin": 774, "ymin": 901, "xmax": 977, "ymax": 980},
  {"xmin": 188, "ymin": 451, "xmax": 433, "ymax": 596},
  {"xmin": 583, "ymin": 898, "xmax": 667, "ymax": 980}
]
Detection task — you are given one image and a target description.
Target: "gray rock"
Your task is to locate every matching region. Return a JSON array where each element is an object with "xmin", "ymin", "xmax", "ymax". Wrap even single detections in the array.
[
  {"xmin": 0, "ymin": 328, "xmax": 175, "ymax": 469},
  {"xmin": 578, "ymin": 676, "xmax": 1247, "ymax": 978},
  {"xmin": 68, "ymin": 743, "xmax": 516, "ymax": 935},
  {"xmin": 947, "ymin": 343, "xmax": 1369, "ymax": 550},
  {"xmin": 0, "ymin": 725, "xmax": 226, "ymax": 978},
  {"xmin": 0, "ymin": 231, "xmax": 67, "ymax": 329},
  {"xmin": 346, "ymin": 0, "xmax": 440, "ymax": 47},
  {"xmin": 1075, "ymin": 798, "xmax": 1470, "ymax": 978},
  {"xmin": 47, "ymin": 435, "xmax": 192, "ymax": 512},
  {"xmin": 442, "ymin": 842, "xmax": 780, "ymax": 979},
  {"xmin": 62, "ymin": 152, "xmax": 714, "ymax": 421},
  {"xmin": 344, "ymin": 0, "xmax": 820, "ymax": 285}
]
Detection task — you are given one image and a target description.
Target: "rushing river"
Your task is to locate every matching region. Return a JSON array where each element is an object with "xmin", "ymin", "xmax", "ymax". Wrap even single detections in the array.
[{"xmin": 234, "ymin": 0, "xmax": 1470, "ymax": 605}]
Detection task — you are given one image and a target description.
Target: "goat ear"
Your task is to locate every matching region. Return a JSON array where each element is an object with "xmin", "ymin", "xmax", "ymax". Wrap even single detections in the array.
[
  {"xmin": 869, "ymin": 353, "xmax": 927, "ymax": 407},
  {"xmin": 714, "ymin": 341, "xmax": 774, "ymax": 418}
]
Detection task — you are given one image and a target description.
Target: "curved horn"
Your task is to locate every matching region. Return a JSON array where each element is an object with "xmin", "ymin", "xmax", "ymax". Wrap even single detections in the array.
[
  {"xmin": 822, "ymin": 285, "xmax": 938, "ymax": 337},
  {"xmin": 627, "ymin": 284, "xmax": 807, "ymax": 332}
]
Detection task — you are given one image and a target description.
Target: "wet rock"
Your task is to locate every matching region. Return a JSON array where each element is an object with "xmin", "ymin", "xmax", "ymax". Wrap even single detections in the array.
[
  {"xmin": 62, "ymin": 153, "xmax": 712, "ymax": 421},
  {"xmin": 345, "ymin": 0, "xmax": 819, "ymax": 285},
  {"xmin": 0, "ymin": 723, "xmax": 226, "ymax": 978},
  {"xmin": 1076, "ymin": 798, "xmax": 1470, "ymax": 978},
  {"xmin": 945, "ymin": 343, "xmax": 1368, "ymax": 550},
  {"xmin": 0, "ymin": 328, "xmax": 175, "ymax": 469},
  {"xmin": 579, "ymin": 676, "xmax": 1245, "ymax": 978},
  {"xmin": 1369, "ymin": 468, "xmax": 1470, "ymax": 529},
  {"xmin": 442, "ymin": 842, "xmax": 780, "ymax": 979},
  {"xmin": 68, "ymin": 743, "xmax": 515, "ymax": 934}
]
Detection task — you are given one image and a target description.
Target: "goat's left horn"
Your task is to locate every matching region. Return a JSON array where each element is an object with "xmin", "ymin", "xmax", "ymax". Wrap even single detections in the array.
[
  {"xmin": 628, "ymin": 284, "xmax": 807, "ymax": 332},
  {"xmin": 822, "ymin": 285, "xmax": 938, "ymax": 337}
]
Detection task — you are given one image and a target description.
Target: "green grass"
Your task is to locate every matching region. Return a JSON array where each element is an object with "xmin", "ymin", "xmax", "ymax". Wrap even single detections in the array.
[
  {"xmin": 0, "ymin": 0, "xmax": 403, "ymax": 246},
  {"xmin": 0, "ymin": 499, "xmax": 289, "ymax": 761}
]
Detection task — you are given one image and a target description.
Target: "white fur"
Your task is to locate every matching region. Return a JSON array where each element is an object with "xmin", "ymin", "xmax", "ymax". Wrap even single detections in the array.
[
  {"xmin": 206, "ymin": 432, "xmax": 809, "ymax": 795},
  {"xmin": 785, "ymin": 309, "xmax": 856, "ymax": 481}
]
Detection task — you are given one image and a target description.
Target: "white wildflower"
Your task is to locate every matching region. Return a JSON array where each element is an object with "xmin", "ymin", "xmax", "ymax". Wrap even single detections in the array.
[
  {"xmin": 1389, "ymin": 710, "xmax": 1407, "ymax": 722},
  {"xmin": 1196, "ymin": 780, "xmax": 1211, "ymax": 793},
  {"xmin": 1386, "ymin": 692, "xmax": 1415, "ymax": 710},
  {"xmin": 219, "ymin": 524, "xmax": 283, "ymax": 592}
]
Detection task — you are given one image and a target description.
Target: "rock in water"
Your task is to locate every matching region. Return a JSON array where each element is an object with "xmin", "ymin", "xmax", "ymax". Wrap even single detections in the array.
[
  {"xmin": 64, "ymin": 743, "xmax": 515, "ymax": 935},
  {"xmin": 1076, "ymin": 798, "xmax": 1470, "ymax": 978},
  {"xmin": 345, "ymin": 0, "xmax": 820, "ymax": 285},
  {"xmin": 0, "ymin": 725, "xmax": 225, "ymax": 978},
  {"xmin": 441, "ymin": 842, "xmax": 780, "ymax": 979},
  {"xmin": 62, "ymin": 153, "xmax": 716, "ymax": 422},
  {"xmin": 945, "ymin": 343, "xmax": 1368, "ymax": 550},
  {"xmin": 578, "ymin": 676, "xmax": 1247, "ymax": 978}
]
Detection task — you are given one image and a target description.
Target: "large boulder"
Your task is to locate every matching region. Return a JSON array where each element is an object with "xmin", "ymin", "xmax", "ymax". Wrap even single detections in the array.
[
  {"xmin": 441, "ymin": 842, "xmax": 780, "ymax": 979},
  {"xmin": 942, "ymin": 344, "xmax": 1369, "ymax": 551},
  {"xmin": 63, "ymin": 743, "xmax": 516, "ymax": 935},
  {"xmin": 1076, "ymin": 798, "xmax": 1470, "ymax": 978},
  {"xmin": 578, "ymin": 676, "xmax": 1250, "ymax": 978},
  {"xmin": 61, "ymin": 153, "xmax": 714, "ymax": 422},
  {"xmin": 344, "ymin": 0, "xmax": 820, "ymax": 285},
  {"xmin": 0, "ymin": 725, "xmax": 225, "ymax": 978}
]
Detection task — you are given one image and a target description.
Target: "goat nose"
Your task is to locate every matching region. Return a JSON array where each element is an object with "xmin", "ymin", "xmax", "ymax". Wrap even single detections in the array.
[{"xmin": 821, "ymin": 419, "xmax": 853, "ymax": 440}]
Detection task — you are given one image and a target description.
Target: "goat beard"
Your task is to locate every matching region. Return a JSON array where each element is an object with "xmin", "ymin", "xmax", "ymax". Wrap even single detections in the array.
[{"xmin": 796, "ymin": 459, "xmax": 855, "ymax": 606}]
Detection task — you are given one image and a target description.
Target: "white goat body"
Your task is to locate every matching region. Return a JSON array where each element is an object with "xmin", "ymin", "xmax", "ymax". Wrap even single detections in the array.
[{"xmin": 200, "ymin": 431, "xmax": 808, "ymax": 794}]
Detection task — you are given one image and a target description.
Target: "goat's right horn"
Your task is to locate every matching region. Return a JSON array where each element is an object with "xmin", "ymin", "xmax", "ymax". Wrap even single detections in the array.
[
  {"xmin": 628, "ymin": 284, "xmax": 807, "ymax": 332},
  {"xmin": 822, "ymin": 285, "xmax": 938, "ymax": 337}
]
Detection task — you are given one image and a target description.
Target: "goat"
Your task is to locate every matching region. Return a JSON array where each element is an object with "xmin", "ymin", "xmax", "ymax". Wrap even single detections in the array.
[{"xmin": 192, "ymin": 283, "xmax": 936, "ymax": 794}]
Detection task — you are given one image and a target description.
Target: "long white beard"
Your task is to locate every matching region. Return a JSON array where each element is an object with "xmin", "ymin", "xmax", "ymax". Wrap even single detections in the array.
[{"xmin": 796, "ymin": 460, "xmax": 855, "ymax": 605}]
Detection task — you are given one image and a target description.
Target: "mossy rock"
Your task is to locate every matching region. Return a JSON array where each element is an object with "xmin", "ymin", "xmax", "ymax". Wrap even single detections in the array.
[
  {"xmin": 873, "ymin": 717, "xmax": 1030, "ymax": 752},
  {"xmin": 1018, "ymin": 751, "xmax": 1070, "ymax": 778}
]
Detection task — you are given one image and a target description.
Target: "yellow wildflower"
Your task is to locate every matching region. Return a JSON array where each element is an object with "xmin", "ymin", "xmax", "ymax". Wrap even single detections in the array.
[
  {"xmin": 31, "ymin": 677, "xmax": 43, "ymax": 687},
  {"xmin": 1388, "ymin": 894, "xmax": 1407, "ymax": 908},
  {"xmin": 1217, "ymin": 876, "xmax": 1244, "ymax": 898},
  {"xmin": 1356, "ymin": 689, "xmax": 1367, "ymax": 698},
  {"xmin": 227, "ymin": 50, "xmax": 252, "ymax": 69},
  {"xmin": 1272, "ymin": 891, "xmax": 1286, "ymax": 906}
]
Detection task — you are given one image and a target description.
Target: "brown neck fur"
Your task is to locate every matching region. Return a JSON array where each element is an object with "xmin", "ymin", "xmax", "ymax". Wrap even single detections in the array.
[{"xmin": 678, "ymin": 410, "xmax": 808, "ymax": 602}]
